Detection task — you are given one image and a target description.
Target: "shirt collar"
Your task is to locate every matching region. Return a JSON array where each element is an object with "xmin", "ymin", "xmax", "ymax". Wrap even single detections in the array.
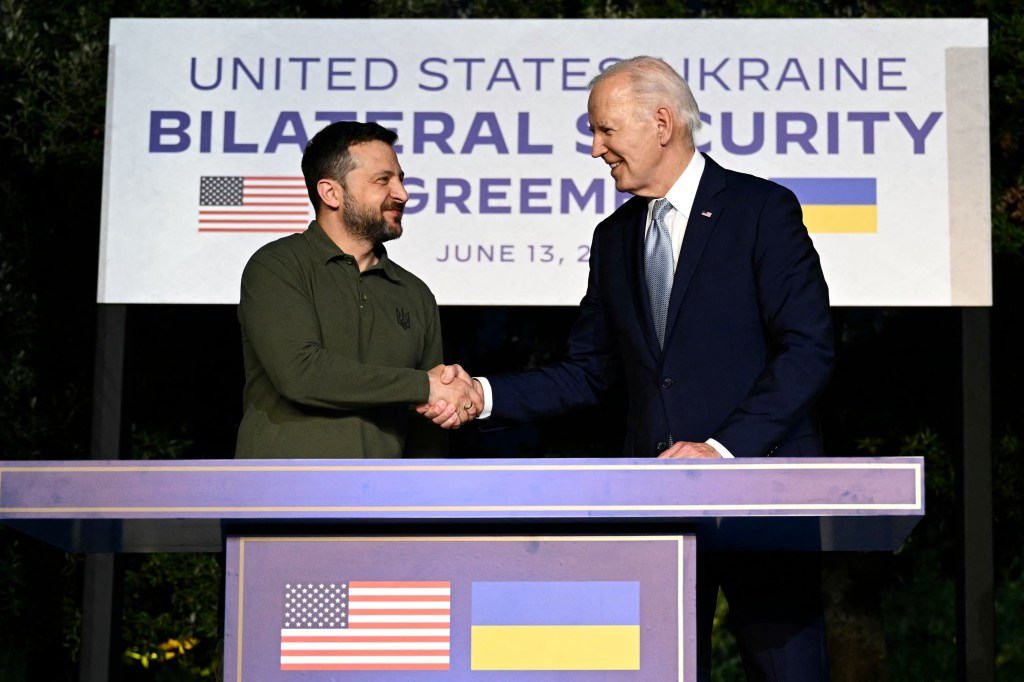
[
  {"xmin": 305, "ymin": 220, "xmax": 401, "ymax": 282},
  {"xmin": 372, "ymin": 246, "xmax": 402, "ymax": 282},
  {"xmin": 648, "ymin": 151, "xmax": 706, "ymax": 220}
]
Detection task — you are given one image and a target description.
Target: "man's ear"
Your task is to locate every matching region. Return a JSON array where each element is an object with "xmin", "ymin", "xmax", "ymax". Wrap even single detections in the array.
[
  {"xmin": 317, "ymin": 178, "xmax": 343, "ymax": 210},
  {"xmin": 654, "ymin": 105, "xmax": 675, "ymax": 146}
]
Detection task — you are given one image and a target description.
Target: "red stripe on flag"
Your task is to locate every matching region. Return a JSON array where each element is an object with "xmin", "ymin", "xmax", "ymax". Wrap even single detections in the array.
[
  {"xmin": 353, "ymin": 609, "xmax": 451, "ymax": 616},
  {"xmin": 281, "ymin": 663, "xmax": 450, "ymax": 671},
  {"xmin": 245, "ymin": 176, "xmax": 305, "ymax": 182},
  {"xmin": 351, "ymin": 581, "xmax": 451, "ymax": 589},
  {"xmin": 349, "ymin": 594, "xmax": 450, "ymax": 602},
  {"xmin": 282, "ymin": 635, "xmax": 449, "ymax": 643},
  {"xmin": 199, "ymin": 210, "xmax": 308, "ymax": 215},
  {"xmin": 198, "ymin": 219, "xmax": 309, "ymax": 224},
  {"xmin": 198, "ymin": 227, "xmax": 306, "ymax": 233},
  {"xmin": 284, "ymin": 649, "xmax": 446, "ymax": 657},
  {"xmin": 346, "ymin": 622, "xmax": 448, "ymax": 630}
]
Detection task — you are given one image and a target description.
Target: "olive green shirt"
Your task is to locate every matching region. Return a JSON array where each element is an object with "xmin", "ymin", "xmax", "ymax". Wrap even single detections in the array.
[{"xmin": 235, "ymin": 221, "xmax": 445, "ymax": 458}]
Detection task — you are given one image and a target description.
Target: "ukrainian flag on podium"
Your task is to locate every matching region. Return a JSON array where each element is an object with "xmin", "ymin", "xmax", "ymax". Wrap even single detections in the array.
[
  {"xmin": 772, "ymin": 177, "xmax": 878, "ymax": 233},
  {"xmin": 470, "ymin": 581, "xmax": 640, "ymax": 670}
]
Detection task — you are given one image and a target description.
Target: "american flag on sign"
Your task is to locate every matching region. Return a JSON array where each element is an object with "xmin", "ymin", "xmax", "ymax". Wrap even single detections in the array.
[
  {"xmin": 198, "ymin": 176, "xmax": 311, "ymax": 233},
  {"xmin": 280, "ymin": 581, "xmax": 451, "ymax": 671}
]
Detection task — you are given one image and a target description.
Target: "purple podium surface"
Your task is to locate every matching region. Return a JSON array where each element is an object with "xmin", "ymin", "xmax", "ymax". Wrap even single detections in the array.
[{"xmin": 0, "ymin": 457, "xmax": 922, "ymax": 552}]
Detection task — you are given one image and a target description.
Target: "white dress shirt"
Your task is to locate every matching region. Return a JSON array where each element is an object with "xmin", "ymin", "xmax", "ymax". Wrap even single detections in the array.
[{"xmin": 646, "ymin": 149, "xmax": 705, "ymax": 272}]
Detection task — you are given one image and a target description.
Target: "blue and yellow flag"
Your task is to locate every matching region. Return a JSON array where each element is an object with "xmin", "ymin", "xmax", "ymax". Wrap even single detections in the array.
[
  {"xmin": 470, "ymin": 581, "xmax": 640, "ymax": 671},
  {"xmin": 772, "ymin": 177, "xmax": 878, "ymax": 233}
]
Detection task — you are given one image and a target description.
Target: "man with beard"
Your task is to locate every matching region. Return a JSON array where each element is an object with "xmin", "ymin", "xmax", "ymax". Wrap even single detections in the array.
[{"xmin": 235, "ymin": 121, "xmax": 480, "ymax": 458}]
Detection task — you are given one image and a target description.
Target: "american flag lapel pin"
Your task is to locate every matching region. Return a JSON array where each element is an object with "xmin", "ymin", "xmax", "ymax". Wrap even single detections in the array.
[{"xmin": 701, "ymin": 211, "xmax": 713, "ymax": 218}]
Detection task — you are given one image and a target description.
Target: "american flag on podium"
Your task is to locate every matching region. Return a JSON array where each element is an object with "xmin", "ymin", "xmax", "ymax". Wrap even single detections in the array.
[
  {"xmin": 197, "ymin": 176, "xmax": 311, "ymax": 233},
  {"xmin": 280, "ymin": 580, "xmax": 451, "ymax": 671}
]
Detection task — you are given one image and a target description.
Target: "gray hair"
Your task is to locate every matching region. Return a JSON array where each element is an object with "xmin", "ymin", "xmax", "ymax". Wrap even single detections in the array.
[{"xmin": 589, "ymin": 56, "xmax": 702, "ymax": 148}]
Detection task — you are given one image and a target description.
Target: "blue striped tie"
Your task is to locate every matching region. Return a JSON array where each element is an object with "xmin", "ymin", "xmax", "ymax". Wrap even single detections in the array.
[{"xmin": 644, "ymin": 198, "xmax": 673, "ymax": 348}]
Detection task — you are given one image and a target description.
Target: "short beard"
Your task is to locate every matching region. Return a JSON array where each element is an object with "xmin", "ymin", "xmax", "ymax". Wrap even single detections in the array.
[{"xmin": 342, "ymin": 191, "xmax": 402, "ymax": 245}]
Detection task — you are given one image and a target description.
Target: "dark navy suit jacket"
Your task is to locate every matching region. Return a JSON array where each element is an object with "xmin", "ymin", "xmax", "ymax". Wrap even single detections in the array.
[{"xmin": 489, "ymin": 154, "xmax": 835, "ymax": 458}]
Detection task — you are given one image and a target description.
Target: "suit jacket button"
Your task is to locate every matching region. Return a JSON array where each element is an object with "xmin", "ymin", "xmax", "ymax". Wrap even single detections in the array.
[
  {"xmin": 656, "ymin": 441, "xmax": 668, "ymax": 451},
  {"xmin": 661, "ymin": 378, "xmax": 674, "ymax": 388}
]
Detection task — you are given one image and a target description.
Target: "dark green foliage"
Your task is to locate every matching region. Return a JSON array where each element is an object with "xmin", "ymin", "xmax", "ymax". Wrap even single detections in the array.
[
  {"xmin": 711, "ymin": 591, "xmax": 744, "ymax": 681},
  {"xmin": 877, "ymin": 429, "xmax": 958, "ymax": 678},
  {"xmin": 993, "ymin": 434, "xmax": 1024, "ymax": 679},
  {"xmin": 0, "ymin": 229, "xmax": 44, "ymax": 458},
  {"xmin": 996, "ymin": 556, "xmax": 1024, "ymax": 678},
  {"xmin": 120, "ymin": 553, "xmax": 222, "ymax": 680},
  {"xmin": 0, "ymin": 0, "xmax": 107, "ymax": 169},
  {"xmin": 0, "ymin": 528, "xmax": 84, "ymax": 681}
]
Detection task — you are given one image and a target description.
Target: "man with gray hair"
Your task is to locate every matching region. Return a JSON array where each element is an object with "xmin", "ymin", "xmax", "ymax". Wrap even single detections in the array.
[{"xmin": 426, "ymin": 56, "xmax": 835, "ymax": 680}]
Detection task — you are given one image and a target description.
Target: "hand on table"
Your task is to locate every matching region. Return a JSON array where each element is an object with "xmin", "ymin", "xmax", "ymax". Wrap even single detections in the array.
[{"xmin": 657, "ymin": 441, "xmax": 723, "ymax": 459}]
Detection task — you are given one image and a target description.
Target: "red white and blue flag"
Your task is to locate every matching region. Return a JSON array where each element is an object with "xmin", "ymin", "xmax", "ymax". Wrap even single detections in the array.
[
  {"xmin": 280, "ymin": 580, "xmax": 451, "ymax": 671},
  {"xmin": 198, "ymin": 176, "xmax": 310, "ymax": 233}
]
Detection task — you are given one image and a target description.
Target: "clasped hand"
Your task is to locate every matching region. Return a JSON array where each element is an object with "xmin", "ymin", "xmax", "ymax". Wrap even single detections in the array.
[{"xmin": 418, "ymin": 364, "xmax": 484, "ymax": 429}]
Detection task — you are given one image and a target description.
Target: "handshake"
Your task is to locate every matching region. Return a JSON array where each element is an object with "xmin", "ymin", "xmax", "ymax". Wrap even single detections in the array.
[{"xmin": 417, "ymin": 364, "xmax": 484, "ymax": 429}]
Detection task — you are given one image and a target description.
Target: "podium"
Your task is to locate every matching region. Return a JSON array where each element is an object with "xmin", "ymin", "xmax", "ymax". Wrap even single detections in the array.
[{"xmin": 0, "ymin": 457, "xmax": 923, "ymax": 680}]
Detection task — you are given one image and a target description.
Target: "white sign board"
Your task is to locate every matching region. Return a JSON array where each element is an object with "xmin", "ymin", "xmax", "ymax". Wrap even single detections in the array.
[{"xmin": 99, "ymin": 18, "xmax": 990, "ymax": 306}]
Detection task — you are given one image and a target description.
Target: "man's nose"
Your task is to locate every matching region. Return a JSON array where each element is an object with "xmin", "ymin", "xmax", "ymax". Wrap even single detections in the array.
[
  {"xmin": 591, "ymin": 134, "xmax": 606, "ymax": 159},
  {"xmin": 391, "ymin": 179, "xmax": 409, "ymax": 202}
]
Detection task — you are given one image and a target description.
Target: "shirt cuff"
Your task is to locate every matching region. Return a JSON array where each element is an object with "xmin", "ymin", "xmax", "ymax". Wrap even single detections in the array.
[
  {"xmin": 706, "ymin": 438, "xmax": 734, "ymax": 458},
  {"xmin": 475, "ymin": 376, "xmax": 494, "ymax": 420}
]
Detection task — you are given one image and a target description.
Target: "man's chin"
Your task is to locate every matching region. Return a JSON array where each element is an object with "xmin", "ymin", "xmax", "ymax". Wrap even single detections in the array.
[
  {"xmin": 609, "ymin": 174, "xmax": 630, "ymax": 193},
  {"xmin": 378, "ymin": 224, "xmax": 402, "ymax": 243},
  {"xmin": 613, "ymin": 179, "xmax": 642, "ymax": 196}
]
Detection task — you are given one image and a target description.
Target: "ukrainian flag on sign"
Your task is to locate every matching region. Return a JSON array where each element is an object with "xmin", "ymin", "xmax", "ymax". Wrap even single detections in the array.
[
  {"xmin": 772, "ymin": 177, "xmax": 877, "ymax": 233},
  {"xmin": 470, "ymin": 581, "xmax": 640, "ymax": 671}
]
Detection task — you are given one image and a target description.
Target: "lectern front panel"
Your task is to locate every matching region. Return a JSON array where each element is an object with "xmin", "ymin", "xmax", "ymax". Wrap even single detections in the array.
[{"xmin": 224, "ymin": 534, "xmax": 696, "ymax": 681}]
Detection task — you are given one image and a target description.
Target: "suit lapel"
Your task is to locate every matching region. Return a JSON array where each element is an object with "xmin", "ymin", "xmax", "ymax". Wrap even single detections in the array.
[{"xmin": 664, "ymin": 154, "xmax": 727, "ymax": 345}]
